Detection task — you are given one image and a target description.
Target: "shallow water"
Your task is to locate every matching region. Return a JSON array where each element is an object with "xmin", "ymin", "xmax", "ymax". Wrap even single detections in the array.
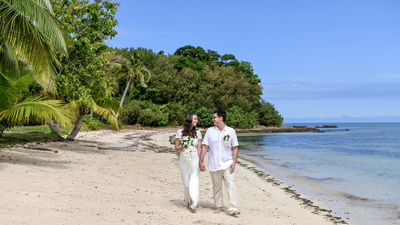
[{"xmin": 238, "ymin": 123, "xmax": 400, "ymax": 225}]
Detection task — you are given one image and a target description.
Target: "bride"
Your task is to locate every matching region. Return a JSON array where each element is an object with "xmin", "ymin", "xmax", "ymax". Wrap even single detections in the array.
[{"xmin": 175, "ymin": 114, "xmax": 202, "ymax": 213}]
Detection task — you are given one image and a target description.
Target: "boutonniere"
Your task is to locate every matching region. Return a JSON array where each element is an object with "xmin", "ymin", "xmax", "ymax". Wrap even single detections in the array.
[{"xmin": 223, "ymin": 134, "xmax": 230, "ymax": 141}]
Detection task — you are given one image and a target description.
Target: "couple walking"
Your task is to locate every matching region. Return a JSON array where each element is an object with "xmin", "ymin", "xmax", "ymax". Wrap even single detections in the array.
[{"xmin": 174, "ymin": 110, "xmax": 240, "ymax": 215}]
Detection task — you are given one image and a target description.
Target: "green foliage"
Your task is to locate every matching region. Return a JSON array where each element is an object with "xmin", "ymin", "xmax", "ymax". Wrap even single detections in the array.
[
  {"xmin": 0, "ymin": 69, "xmax": 70, "ymax": 134},
  {"xmin": 10, "ymin": 125, "xmax": 70, "ymax": 135},
  {"xmin": 83, "ymin": 115, "xmax": 105, "ymax": 131},
  {"xmin": 196, "ymin": 107, "xmax": 215, "ymax": 127},
  {"xmin": 226, "ymin": 106, "xmax": 258, "ymax": 128},
  {"xmin": 163, "ymin": 102, "xmax": 187, "ymax": 126},
  {"xmin": 120, "ymin": 100, "xmax": 168, "ymax": 127},
  {"xmin": 51, "ymin": 0, "xmax": 119, "ymax": 133},
  {"xmin": 0, "ymin": 0, "xmax": 67, "ymax": 91},
  {"xmin": 111, "ymin": 45, "xmax": 282, "ymax": 128},
  {"xmin": 257, "ymin": 101, "xmax": 283, "ymax": 126}
]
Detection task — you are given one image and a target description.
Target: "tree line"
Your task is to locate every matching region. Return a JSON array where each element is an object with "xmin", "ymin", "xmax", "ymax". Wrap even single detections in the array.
[
  {"xmin": 113, "ymin": 46, "xmax": 283, "ymax": 127},
  {"xmin": 0, "ymin": 0, "xmax": 282, "ymax": 141}
]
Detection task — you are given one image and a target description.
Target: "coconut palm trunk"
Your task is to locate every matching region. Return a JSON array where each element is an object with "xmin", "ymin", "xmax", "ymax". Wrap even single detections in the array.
[
  {"xmin": 113, "ymin": 52, "xmax": 151, "ymax": 120},
  {"xmin": 66, "ymin": 110, "xmax": 88, "ymax": 141},
  {"xmin": 115, "ymin": 77, "xmax": 132, "ymax": 120},
  {"xmin": 48, "ymin": 119, "xmax": 64, "ymax": 139}
]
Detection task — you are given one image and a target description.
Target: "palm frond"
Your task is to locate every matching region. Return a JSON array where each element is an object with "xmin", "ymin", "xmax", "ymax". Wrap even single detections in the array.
[
  {"xmin": 0, "ymin": 0, "xmax": 65, "ymax": 91},
  {"xmin": 0, "ymin": 70, "xmax": 18, "ymax": 110},
  {"xmin": 0, "ymin": 96, "xmax": 71, "ymax": 126},
  {"xmin": 98, "ymin": 97, "xmax": 120, "ymax": 113},
  {"xmin": 12, "ymin": 69, "xmax": 34, "ymax": 92},
  {"xmin": 139, "ymin": 67, "xmax": 151, "ymax": 87},
  {"xmin": 65, "ymin": 99, "xmax": 80, "ymax": 119},
  {"xmin": 4, "ymin": 0, "xmax": 66, "ymax": 53},
  {"xmin": 0, "ymin": 38, "xmax": 18, "ymax": 72},
  {"xmin": 32, "ymin": 0, "xmax": 54, "ymax": 13},
  {"xmin": 89, "ymin": 99, "xmax": 118, "ymax": 131}
]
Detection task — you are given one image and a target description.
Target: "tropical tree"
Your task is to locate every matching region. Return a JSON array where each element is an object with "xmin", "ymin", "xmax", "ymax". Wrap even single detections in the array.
[
  {"xmin": 51, "ymin": 0, "xmax": 119, "ymax": 140},
  {"xmin": 0, "ymin": 68, "xmax": 69, "ymax": 137},
  {"xmin": 0, "ymin": 0, "xmax": 67, "ymax": 91},
  {"xmin": 257, "ymin": 101, "xmax": 283, "ymax": 126},
  {"xmin": 114, "ymin": 51, "xmax": 151, "ymax": 119}
]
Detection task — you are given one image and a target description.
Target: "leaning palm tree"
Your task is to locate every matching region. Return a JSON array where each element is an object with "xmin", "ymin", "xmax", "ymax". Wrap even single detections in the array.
[
  {"xmin": 114, "ymin": 52, "xmax": 151, "ymax": 119},
  {"xmin": 0, "ymin": 0, "xmax": 67, "ymax": 91},
  {"xmin": 65, "ymin": 98, "xmax": 119, "ymax": 141},
  {"xmin": 0, "ymin": 68, "xmax": 70, "ymax": 137}
]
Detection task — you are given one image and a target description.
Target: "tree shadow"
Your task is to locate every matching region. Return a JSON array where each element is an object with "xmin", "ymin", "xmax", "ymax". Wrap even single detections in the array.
[{"xmin": 0, "ymin": 139, "xmax": 111, "ymax": 170}]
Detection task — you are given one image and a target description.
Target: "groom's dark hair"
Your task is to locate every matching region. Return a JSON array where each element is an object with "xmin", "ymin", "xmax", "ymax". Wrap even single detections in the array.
[{"xmin": 214, "ymin": 110, "xmax": 226, "ymax": 122}]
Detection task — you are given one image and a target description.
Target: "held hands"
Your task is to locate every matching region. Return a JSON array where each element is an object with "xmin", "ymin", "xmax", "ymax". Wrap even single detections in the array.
[
  {"xmin": 199, "ymin": 160, "xmax": 206, "ymax": 172},
  {"xmin": 230, "ymin": 162, "xmax": 236, "ymax": 174}
]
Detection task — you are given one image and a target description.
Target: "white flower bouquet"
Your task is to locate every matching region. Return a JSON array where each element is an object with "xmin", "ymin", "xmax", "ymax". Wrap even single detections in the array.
[{"xmin": 180, "ymin": 136, "xmax": 196, "ymax": 163}]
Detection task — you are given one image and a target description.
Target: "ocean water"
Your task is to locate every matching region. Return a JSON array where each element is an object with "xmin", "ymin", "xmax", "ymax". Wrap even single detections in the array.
[{"xmin": 238, "ymin": 123, "xmax": 400, "ymax": 225}]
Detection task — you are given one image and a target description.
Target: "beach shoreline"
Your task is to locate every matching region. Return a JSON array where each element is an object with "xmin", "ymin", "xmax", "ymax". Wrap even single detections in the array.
[{"xmin": 0, "ymin": 128, "xmax": 347, "ymax": 224}]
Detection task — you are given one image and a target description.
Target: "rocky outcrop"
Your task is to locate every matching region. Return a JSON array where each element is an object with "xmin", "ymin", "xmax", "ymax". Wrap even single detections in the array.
[{"xmin": 236, "ymin": 126, "xmax": 320, "ymax": 133}]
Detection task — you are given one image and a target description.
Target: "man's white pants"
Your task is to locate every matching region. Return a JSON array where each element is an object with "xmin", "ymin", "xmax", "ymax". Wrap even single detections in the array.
[{"xmin": 210, "ymin": 167, "xmax": 238, "ymax": 213}]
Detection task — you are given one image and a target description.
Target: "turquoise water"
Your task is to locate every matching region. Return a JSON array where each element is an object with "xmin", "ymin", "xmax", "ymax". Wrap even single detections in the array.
[{"xmin": 238, "ymin": 123, "xmax": 400, "ymax": 225}]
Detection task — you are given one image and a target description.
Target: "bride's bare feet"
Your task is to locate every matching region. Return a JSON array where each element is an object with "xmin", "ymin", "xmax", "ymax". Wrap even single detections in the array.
[
  {"xmin": 214, "ymin": 207, "xmax": 222, "ymax": 213},
  {"xmin": 188, "ymin": 201, "xmax": 196, "ymax": 213},
  {"xmin": 231, "ymin": 211, "xmax": 240, "ymax": 216}
]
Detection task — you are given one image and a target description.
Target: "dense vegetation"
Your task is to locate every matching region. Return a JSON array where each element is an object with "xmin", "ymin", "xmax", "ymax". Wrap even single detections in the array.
[
  {"xmin": 114, "ymin": 46, "xmax": 283, "ymax": 127},
  {"xmin": 0, "ymin": 0, "xmax": 282, "ymax": 144}
]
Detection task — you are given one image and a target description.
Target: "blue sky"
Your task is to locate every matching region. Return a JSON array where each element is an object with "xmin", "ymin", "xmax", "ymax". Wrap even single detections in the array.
[{"xmin": 107, "ymin": 0, "xmax": 400, "ymax": 122}]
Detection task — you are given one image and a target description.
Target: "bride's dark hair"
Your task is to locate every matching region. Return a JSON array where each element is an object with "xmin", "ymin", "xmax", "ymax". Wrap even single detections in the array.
[{"xmin": 182, "ymin": 114, "xmax": 197, "ymax": 138}]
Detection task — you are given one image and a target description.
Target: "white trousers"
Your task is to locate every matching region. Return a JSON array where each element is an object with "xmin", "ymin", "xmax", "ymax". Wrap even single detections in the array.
[
  {"xmin": 210, "ymin": 167, "xmax": 238, "ymax": 213},
  {"xmin": 179, "ymin": 151, "xmax": 199, "ymax": 209}
]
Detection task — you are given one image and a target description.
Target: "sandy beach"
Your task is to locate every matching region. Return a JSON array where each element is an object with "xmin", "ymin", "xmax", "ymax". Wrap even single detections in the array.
[{"xmin": 0, "ymin": 128, "xmax": 347, "ymax": 225}]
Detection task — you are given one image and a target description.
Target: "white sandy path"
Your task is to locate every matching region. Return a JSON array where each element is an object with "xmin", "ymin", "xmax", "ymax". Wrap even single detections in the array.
[{"xmin": 0, "ymin": 129, "xmax": 340, "ymax": 225}]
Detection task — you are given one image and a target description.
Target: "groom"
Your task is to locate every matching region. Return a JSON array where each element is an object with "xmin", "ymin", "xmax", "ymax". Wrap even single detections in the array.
[{"xmin": 199, "ymin": 110, "xmax": 240, "ymax": 215}]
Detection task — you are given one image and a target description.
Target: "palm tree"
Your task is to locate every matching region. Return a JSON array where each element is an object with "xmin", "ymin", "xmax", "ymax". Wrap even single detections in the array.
[
  {"xmin": 0, "ymin": 68, "xmax": 70, "ymax": 137},
  {"xmin": 65, "ymin": 98, "xmax": 119, "ymax": 141},
  {"xmin": 115, "ymin": 52, "xmax": 151, "ymax": 119},
  {"xmin": 0, "ymin": 0, "xmax": 67, "ymax": 91}
]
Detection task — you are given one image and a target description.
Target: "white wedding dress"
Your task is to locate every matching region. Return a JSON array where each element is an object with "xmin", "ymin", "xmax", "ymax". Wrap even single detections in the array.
[{"xmin": 176, "ymin": 129, "xmax": 202, "ymax": 209}]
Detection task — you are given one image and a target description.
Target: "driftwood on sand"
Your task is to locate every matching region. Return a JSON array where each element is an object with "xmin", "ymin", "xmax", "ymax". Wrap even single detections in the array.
[{"xmin": 23, "ymin": 142, "xmax": 59, "ymax": 153}]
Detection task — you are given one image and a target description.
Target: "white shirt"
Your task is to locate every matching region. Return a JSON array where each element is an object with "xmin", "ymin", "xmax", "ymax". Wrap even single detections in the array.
[{"xmin": 202, "ymin": 125, "xmax": 239, "ymax": 171}]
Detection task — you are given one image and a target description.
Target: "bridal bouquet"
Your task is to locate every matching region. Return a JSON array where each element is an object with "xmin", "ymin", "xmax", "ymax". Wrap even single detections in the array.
[{"xmin": 180, "ymin": 136, "xmax": 196, "ymax": 163}]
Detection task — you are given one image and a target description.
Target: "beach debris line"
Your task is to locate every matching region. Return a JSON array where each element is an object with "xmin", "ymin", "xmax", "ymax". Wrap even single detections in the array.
[{"xmin": 237, "ymin": 160, "xmax": 348, "ymax": 224}]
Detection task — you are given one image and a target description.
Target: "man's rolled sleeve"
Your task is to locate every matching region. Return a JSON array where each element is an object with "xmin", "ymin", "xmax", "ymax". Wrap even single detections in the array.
[
  {"xmin": 202, "ymin": 130, "xmax": 209, "ymax": 146},
  {"xmin": 231, "ymin": 129, "xmax": 239, "ymax": 147}
]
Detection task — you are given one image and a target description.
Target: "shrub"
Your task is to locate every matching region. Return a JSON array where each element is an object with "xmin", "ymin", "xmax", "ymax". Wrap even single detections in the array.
[
  {"xmin": 196, "ymin": 106, "xmax": 215, "ymax": 127},
  {"xmin": 226, "ymin": 106, "xmax": 258, "ymax": 128},
  {"xmin": 163, "ymin": 102, "xmax": 187, "ymax": 126},
  {"xmin": 257, "ymin": 101, "xmax": 283, "ymax": 126},
  {"xmin": 83, "ymin": 115, "xmax": 106, "ymax": 130},
  {"xmin": 120, "ymin": 100, "xmax": 168, "ymax": 127}
]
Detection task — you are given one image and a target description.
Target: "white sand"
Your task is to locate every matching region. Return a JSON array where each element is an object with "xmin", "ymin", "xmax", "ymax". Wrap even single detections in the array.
[{"xmin": 0, "ymin": 129, "xmax": 346, "ymax": 225}]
